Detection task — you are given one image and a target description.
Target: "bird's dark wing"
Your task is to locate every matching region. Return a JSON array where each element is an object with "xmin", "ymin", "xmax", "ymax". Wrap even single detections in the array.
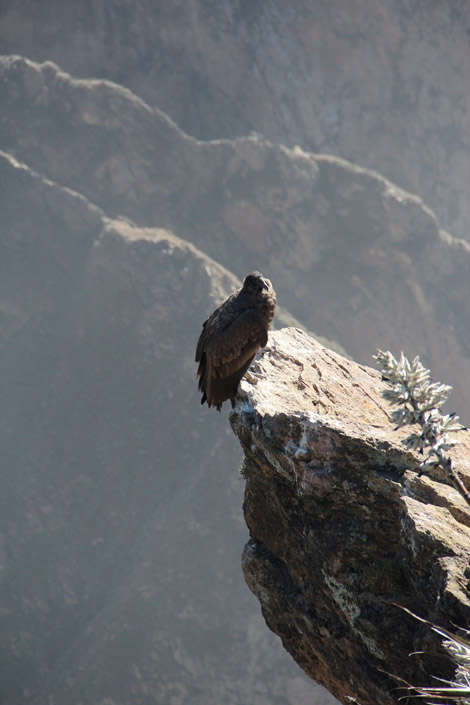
[
  {"xmin": 208, "ymin": 307, "xmax": 268, "ymax": 378},
  {"xmin": 195, "ymin": 318, "xmax": 209, "ymax": 363},
  {"xmin": 195, "ymin": 290, "xmax": 239, "ymax": 363}
]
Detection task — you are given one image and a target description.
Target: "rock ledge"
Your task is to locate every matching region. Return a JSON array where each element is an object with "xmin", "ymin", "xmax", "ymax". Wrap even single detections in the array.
[{"xmin": 230, "ymin": 328, "xmax": 470, "ymax": 705}]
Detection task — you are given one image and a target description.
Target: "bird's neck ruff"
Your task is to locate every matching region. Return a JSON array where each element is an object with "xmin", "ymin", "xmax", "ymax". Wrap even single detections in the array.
[{"xmin": 250, "ymin": 287, "xmax": 276, "ymax": 325}]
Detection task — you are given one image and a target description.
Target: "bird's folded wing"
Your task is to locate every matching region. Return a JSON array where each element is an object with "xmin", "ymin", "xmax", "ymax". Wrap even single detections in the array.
[
  {"xmin": 211, "ymin": 308, "xmax": 268, "ymax": 377},
  {"xmin": 195, "ymin": 318, "xmax": 209, "ymax": 362}
]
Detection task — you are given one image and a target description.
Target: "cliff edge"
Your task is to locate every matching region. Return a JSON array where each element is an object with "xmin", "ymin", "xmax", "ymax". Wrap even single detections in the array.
[{"xmin": 230, "ymin": 328, "xmax": 470, "ymax": 705}]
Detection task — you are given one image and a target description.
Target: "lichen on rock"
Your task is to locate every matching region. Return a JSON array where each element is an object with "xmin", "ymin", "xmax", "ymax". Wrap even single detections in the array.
[{"xmin": 230, "ymin": 328, "xmax": 470, "ymax": 705}]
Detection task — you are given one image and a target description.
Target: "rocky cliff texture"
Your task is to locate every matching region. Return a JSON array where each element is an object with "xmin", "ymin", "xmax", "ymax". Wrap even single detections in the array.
[
  {"xmin": 1, "ymin": 1, "xmax": 469, "ymax": 242},
  {"xmin": 1, "ymin": 55, "xmax": 470, "ymax": 422},
  {"xmin": 231, "ymin": 327, "xmax": 470, "ymax": 705}
]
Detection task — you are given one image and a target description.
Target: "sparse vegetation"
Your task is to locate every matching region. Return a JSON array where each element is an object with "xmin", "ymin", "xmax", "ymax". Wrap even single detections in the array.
[
  {"xmin": 374, "ymin": 350, "xmax": 469, "ymax": 507},
  {"xmin": 397, "ymin": 607, "xmax": 470, "ymax": 704},
  {"xmin": 374, "ymin": 351, "xmax": 470, "ymax": 702}
]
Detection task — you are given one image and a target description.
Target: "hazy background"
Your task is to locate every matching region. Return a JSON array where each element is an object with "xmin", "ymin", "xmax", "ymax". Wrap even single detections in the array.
[{"xmin": 1, "ymin": 2, "xmax": 469, "ymax": 704}]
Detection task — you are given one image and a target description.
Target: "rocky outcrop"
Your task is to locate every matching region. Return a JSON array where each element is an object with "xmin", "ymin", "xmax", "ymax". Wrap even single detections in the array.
[
  {"xmin": 2, "ymin": 55, "xmax": 470, "ymax": 422},
  {"xmin": 230, "ymin": 328, "xmax": 470, "ymax": 705},
  {"xmin": 0, "ymin": 1, "xmax": 469, "ymax": 242}
]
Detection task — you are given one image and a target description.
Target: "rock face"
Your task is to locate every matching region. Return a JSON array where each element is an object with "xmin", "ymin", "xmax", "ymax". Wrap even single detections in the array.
[
  {"xmin": 1, "ymin": 1, "xmax": 469, "ymax": 242},
  {"xmin": 230, "ymin": 328, "xmax": 470, "ymax": 705},
  {"xmin": 2, "ymin": 55, "xmax": 470, "ymax": 422}
]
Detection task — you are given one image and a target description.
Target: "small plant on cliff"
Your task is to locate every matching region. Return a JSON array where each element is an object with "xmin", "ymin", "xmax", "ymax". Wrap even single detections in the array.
[
  {"xmin": 373, "ymin": 350, "xmax": 469, "ymax": 506},
  {"xmin": 398, "ymin": 607, "xmax": 470, "ymax": 704}
]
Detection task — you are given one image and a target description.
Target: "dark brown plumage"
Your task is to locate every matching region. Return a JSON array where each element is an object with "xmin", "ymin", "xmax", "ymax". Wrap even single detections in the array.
[{"xmin": 196, "ymin": 272, "xmax": 277, "ymax": 411}]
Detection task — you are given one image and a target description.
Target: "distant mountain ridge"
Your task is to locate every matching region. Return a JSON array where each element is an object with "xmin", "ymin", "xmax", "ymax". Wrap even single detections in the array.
[{"xmin": 1, "ymin": 1, "xmax": 468, "ymax": 242}]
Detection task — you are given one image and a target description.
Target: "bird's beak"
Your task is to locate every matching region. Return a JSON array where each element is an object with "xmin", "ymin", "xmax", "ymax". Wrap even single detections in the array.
[{"xmin": 260, "ymin": 276, "xmax": 269, "ymax": 290}]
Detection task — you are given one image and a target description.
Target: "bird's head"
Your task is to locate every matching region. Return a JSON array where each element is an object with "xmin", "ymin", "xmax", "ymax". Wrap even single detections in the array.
[{"xmin": 243, "ymin": 271, "xmax": 270, "ymax": 292}]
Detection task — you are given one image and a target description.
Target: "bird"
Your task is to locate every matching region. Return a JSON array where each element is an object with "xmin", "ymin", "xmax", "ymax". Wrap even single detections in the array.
[{"xmin": 196, "ymin": 271, "xmax": 277, "ymax": 411}]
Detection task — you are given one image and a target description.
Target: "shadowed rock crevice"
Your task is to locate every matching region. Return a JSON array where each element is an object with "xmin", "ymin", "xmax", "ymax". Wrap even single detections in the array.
[{"xmin": 230, "ymin": 328, "xmax": 470, "ymax": 705}]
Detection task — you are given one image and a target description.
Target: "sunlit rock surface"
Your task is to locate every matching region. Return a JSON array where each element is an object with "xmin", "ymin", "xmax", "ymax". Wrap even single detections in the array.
[{"xmin": 231, "ymin": 328, "xmax": 470, "ymax": 705}]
